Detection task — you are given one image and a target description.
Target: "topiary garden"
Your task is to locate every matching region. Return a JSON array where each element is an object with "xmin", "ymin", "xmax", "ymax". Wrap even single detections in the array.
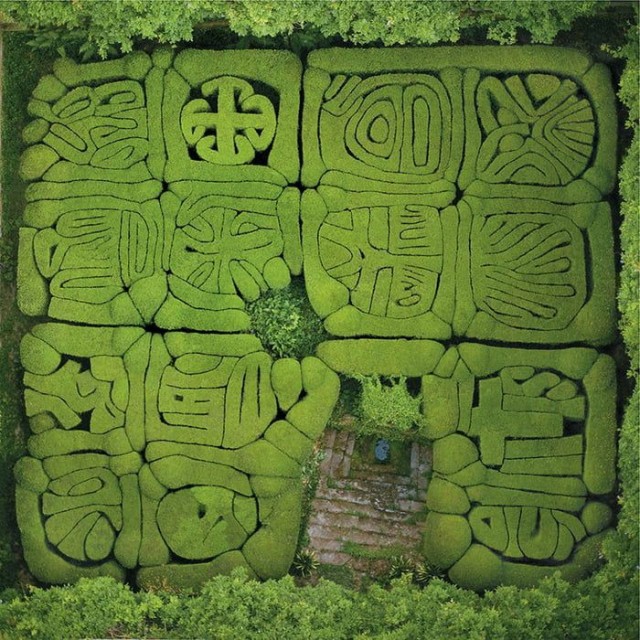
[{"xmin": 10, "ymin": 41, "xmax": 623, "ymax": 594}]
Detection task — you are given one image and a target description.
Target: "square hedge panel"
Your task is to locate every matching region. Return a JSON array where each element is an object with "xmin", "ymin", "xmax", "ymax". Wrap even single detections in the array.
[{"xmin": 302, "ymin": 47, "xmax": 616, "ymax": 344}]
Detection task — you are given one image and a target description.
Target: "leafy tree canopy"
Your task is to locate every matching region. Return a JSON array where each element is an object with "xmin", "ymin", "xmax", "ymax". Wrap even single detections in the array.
[{"xmin": 1, "ymin": 0, "xmax": 603, "ymax": 57}]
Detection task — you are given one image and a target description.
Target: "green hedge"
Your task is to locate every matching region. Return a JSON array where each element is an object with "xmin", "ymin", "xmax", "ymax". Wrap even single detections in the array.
[
  {"xmin": 1, "ymin": 2, "xmax": 637, "ymax": 629},
  {"xmin": 16, "ymin": 321, "xmax": 339, "ymax": 586},
  {"xmin": 12, "ymin": 39, "xmax": 628, "ymax": 590},
  {"xmin": 0, "ymin": 568, "xmax": 637, "ymax": 640}
]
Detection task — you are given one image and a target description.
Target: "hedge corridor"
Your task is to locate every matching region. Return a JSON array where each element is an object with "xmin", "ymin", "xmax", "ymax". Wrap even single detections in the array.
[{"xmin": 15, "ymin": 46, "xmax": 618, "ymax": 591}]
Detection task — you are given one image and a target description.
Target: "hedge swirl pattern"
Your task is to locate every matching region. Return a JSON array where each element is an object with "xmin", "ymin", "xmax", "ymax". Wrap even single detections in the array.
[{"xmin": 16, "ymin": 47, "xmax": 617, "ymax": 590}]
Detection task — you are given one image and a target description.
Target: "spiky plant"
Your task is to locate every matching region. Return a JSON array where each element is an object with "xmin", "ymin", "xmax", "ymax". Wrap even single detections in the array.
[
  {"xmin": 413, "ymin": 560, "xmax": 445, "ymax": 586},
  {"xmin": 291, "ymin": 548, "xmax": 319, "ymax": 577},
  {"xmin": 387, "ymin": 554, "xmax": 415, "ymax": 581}
]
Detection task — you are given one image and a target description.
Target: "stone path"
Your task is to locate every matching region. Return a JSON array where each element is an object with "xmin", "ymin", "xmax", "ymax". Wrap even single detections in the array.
[{"xmin": 307, "ymin": 429, "xmax": 431, "ymax": 567}]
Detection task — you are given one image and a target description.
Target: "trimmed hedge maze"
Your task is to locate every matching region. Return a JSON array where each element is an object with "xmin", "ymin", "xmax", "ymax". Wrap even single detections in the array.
[{"xmin": 16, "ymin": 47, "xmax": 618, "ymax": 590}]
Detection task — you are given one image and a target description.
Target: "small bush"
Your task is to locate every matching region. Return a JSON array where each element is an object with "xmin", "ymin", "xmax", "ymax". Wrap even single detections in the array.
[
  {"xmin": 247, "ymin": 278, "xmax": 328, "ymax": 359},
  {"xmin": 356, "ymin": 375, "xmax": 426, "ymax": 441},
  {"xmin": 0, "ymin": 577, "xmax": 162, "ymax": 640}
]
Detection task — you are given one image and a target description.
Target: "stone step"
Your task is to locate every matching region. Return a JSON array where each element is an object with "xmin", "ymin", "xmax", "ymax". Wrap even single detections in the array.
[
  {"xmin": 309, "ymin": 530, "xmax": 421, "ymax": 555},
  {"xmin": 327, "ymin": 431, "xmax": 353, "ymax": 477},
  {"xmin": 307, "ymin": 535, "xmax": 346, "ymax": 552},
  {"xmin": 309, "ymin": 524, "xmax": 421, "ymax": 549},
  {"xmin": 319, "ymin": 475, "xmax": 408, "ymax": 493},
  {"xmin": 396, "ymin": 499, "xmax": 427, "ymax": 513},
  {"xmin": 308, "ymin": 428, "xmax": 431, "ymax": 572},
  {"xmin": 308, "ymin": 511, "xmax": 424, "ymax": 541},
  {"xmin": 314, "ymin": 549, "xmax": 351, "ymax": 565},
  {"xmin": 345, "ymin": 432, "xmax": 356, "ymax": 457},
  {"xmin": 317, "ymin": 481, "xmax": 426, "ymax": 506},
  {"xmin": 350, "ymin": 466, "xmax": 413, "ymax": 480},
  {"xmin": 324, "ymin": 429, "xmax": 337, "ymax": 447},
  {"xmin": 311, "ymin": 497, "xmax": 417, "ymax": 523},
  {"xmin": 309, "ymin": 507, "xmax": 422, "ymax": 530},
  {"xmin": 349, "ymin": 467, "xmax": 429, "ymax": 489},
  {"xmin": 315, "ymin": 491, "xmax": 425, "ymax": 516},
  {"xmin": 340, "ymin": 433, "xmax": 356, "ymax": 476},
  {"xmin": 309, "ymin": 510, "xmax": 423, "ymax": 535}
]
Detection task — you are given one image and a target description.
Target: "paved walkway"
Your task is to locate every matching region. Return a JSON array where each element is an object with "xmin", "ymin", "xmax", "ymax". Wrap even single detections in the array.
[{"xmin": 307, "ymin": 429, "xmax": 431, "ymax": 567}]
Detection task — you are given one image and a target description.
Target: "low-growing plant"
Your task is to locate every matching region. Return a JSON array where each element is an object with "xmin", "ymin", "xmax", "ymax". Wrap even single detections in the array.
[
  {"xmin": 0, "ymin": 567, "xmax": 637, "ymax": 639},
  {"xmin": 247, "ymin": 278, "xmax": 328, "ymax": 359},
  {"xmin": 383, "ymin": 555, "xmax": 447, "ymax": 587},
  {"xmin": 413, "ymin": 560, "xmax": 446, "ymax": 587},
  {"xmin": 355, "ymin": 375, "xmax": 426, "ymax": 441},
  {"xmin": 296, "ymin": 447, "xmax": 324, "ymax": 551},
  {"xmin": 387, "ymin": 554, "xmax": 415, "ymax": 581},
  {"xmin": 291, "ymin": 548, "xmax": 320, "ymax": 578}
]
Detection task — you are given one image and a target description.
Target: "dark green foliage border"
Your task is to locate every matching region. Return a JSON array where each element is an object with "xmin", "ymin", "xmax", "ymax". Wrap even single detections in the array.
[
  {"xmin": 0, "ymin": 35, "xmax": 56, "ymax": 589},
  {"xmin": 0, "ymin": 3, "xmax": 638, "ymax": 637}
]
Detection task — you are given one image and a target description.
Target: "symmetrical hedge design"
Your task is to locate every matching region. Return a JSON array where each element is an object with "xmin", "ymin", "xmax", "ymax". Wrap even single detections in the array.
[
  {"xmin": 16, "ymin": 47, "xmax": 618, "ymax": 591},
  {"xmin": 302, "ymin": 49, "xmax": 616, "ymax": 344},
  {"xmin": 18, "ymin": 50, "xmax": 302, "ymax": 331},
  {"xmin": 15, "ymin": 49, "xmax": 340, "ymax": 588},
  {"xmin": 307, "ymin": 49, "xmax": 617, "ymax": 590}
]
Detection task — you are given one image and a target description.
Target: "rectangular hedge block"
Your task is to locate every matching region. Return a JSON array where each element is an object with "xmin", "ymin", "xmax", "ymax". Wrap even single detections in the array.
[
  {"xmin": 18, "ymin": 49, "xmax": 303, "ymax": 333},
  {"xmin": 419, "ymin": 344, "xmax": 616, "ymax": 591},
  {"xmin": 16, "ymin": 323, "xmax": 339, "ymax": 585}
]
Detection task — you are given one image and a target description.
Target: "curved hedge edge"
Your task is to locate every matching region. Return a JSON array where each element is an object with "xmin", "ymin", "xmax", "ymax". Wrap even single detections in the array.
[
  {"xmin": 136, "ymin": 550, "xmax": 257, "ymax": 591},
  {"xmin": 448, "ymin": 531, "xmax": 609, "ymax": 592},
  {"xmin": 316, "ymin": 338, "xmax": 445, "ymax": 377},
  {"xmin": 15, "ymin": 484, "xmax": 126, "ymax": 585}
]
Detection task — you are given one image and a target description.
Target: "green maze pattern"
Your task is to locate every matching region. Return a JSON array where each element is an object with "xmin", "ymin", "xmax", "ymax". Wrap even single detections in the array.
[
  {"xmin": 320, "ymin": 341, "xmax": 616, "ymax": 589},
  {"xmin": 16, "ymin": 47, "xmax": 617, "ymax": 590}
]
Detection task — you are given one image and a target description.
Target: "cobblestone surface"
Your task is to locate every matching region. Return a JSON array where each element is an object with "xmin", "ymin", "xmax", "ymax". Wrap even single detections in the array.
[{"xmin": 307, "ymin": 429, "xmax": 431, "ymax": 568}]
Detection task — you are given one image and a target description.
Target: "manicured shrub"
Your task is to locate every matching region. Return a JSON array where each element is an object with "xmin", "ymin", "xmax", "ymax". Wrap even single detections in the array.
[
  {"xmin": 247, "ymin": 279, "xmax": 327, "ymax": 359},
  {"xmin": 16, "ymin": 320, "xmax": 339, "ymax": 586},
  {"xmin": 421, "ymin": 345, "xmax": 617, "ymax": 589},
  {"xmin": 426, "ymin": 477, "xmax": 471, "ymax": 515}
]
